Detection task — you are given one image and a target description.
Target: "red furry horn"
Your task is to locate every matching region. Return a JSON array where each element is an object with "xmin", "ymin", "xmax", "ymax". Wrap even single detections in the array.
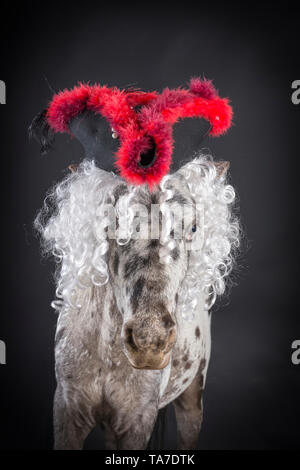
[
  {"xmin": 157, "ymin": 78, "xmax": 233, "ymax": 137},
  {"xmin": 32, "ymin": 78, "xmax": 233, "ymax": 187}
]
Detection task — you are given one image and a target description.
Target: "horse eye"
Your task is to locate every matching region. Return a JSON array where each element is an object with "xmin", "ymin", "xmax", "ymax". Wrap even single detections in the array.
[{"xmin": 185, "ymin": 224, "xmax": 197, "ymax": 241}]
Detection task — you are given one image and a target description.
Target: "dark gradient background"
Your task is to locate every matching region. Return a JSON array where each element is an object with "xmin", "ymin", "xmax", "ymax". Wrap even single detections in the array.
[{"xmin": 0, "ymin": 0, "xmax": 299, "ymax": 450}]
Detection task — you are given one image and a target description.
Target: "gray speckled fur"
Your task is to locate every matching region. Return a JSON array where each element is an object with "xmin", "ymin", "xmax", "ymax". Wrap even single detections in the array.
[{"xmin": 54, "ymin": 183, "xmax": 211, "ymax": 450}]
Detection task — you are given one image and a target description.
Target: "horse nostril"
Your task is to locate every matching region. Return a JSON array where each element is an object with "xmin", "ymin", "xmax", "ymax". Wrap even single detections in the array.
[
  {"xmin": 168, "ymin": 325, "xmax": 175, "ymax": 337},
  {"xmin": 162, "ymin": 314, "xmax": 175, "ymax": 331},
  {"xmin": 138, "ymin": 137, "xmax": 157, "ymax": 169},
  {"xmin": 125, "ymin": 326, "xmax": 138, "ymax": 351}
]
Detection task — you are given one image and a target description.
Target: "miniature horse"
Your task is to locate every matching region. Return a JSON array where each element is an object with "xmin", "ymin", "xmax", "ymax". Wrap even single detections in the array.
[{"xmin": 36, "ymin": 156, "xmax": 239, "ymax": 450}]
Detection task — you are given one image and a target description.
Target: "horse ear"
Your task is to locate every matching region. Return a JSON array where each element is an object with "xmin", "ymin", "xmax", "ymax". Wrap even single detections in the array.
[
  {"xmin": 214, "ymin": 161, "xmax": 230, "ymax": 177},
  {"xmin": 68, "ymin": 163, "xmax": 79, "ymax": 173}
]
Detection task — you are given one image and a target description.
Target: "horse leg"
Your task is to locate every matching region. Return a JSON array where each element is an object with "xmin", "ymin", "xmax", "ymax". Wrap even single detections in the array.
[
  {"xmin": 102, "ymin": 422, "xmax": 117, "ymax": 450},
  {"xmin": 173, "ymin": 369, "xmax": 204, "ymax": 450},
  {"xmin": 53, "ymin": 385, "xmax": 95, "ymax": 450},
  {"xmin": 110, "ymin": 409, "xmax": 158, "ymax": 450}
]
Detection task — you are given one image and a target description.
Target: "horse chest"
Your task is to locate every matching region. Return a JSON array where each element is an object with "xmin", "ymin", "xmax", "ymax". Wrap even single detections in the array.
[{"xmin": 159, "ymin": 299, "xmax": 211, "ymax": 408}]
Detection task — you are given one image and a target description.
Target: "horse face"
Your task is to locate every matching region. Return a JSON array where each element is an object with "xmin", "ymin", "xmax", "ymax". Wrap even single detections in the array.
[{"xmin": 108, "ymin": 183, "xmax": 197, "ymax": 370}]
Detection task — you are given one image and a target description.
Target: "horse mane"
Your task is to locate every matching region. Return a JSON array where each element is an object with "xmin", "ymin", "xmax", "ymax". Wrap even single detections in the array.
[{"xmin": 35, "ymin": 155, "xmax": 240, "ymax": 314}]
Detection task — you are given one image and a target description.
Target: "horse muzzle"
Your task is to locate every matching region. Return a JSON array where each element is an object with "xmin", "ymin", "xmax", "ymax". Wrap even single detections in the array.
[{"xmin": 123, "ymin": 316, "xmax": 177, "ymax": 370}]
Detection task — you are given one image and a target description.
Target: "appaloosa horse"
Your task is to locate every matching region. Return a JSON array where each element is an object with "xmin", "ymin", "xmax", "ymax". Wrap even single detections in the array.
[{"xmin": 36, "ymin": 155, "xmax": 239, "ymax": 450}]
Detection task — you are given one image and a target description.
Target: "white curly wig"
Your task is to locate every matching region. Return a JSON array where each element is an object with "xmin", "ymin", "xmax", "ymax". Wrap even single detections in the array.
[{"xmin": 35, "ymin": 154, "xmax": 240, "ymax": 316}]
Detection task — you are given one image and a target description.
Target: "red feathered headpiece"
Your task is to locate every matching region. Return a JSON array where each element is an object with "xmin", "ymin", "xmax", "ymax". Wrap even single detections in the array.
[{"xmin": 33, "ymin": 78, "xmax": 233, "ymax": 187}]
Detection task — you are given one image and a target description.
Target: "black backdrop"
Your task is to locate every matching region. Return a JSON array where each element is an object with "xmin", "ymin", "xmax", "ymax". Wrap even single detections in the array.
[{"xmin": 0, "ymin": 0, "xmax": 299, "ymax": 450}]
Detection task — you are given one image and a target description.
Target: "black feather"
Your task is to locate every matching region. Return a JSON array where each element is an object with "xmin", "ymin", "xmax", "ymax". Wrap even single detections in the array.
[{"xmin": 28, "ymin": 109, "xmax": 55, "ymax": 155}]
